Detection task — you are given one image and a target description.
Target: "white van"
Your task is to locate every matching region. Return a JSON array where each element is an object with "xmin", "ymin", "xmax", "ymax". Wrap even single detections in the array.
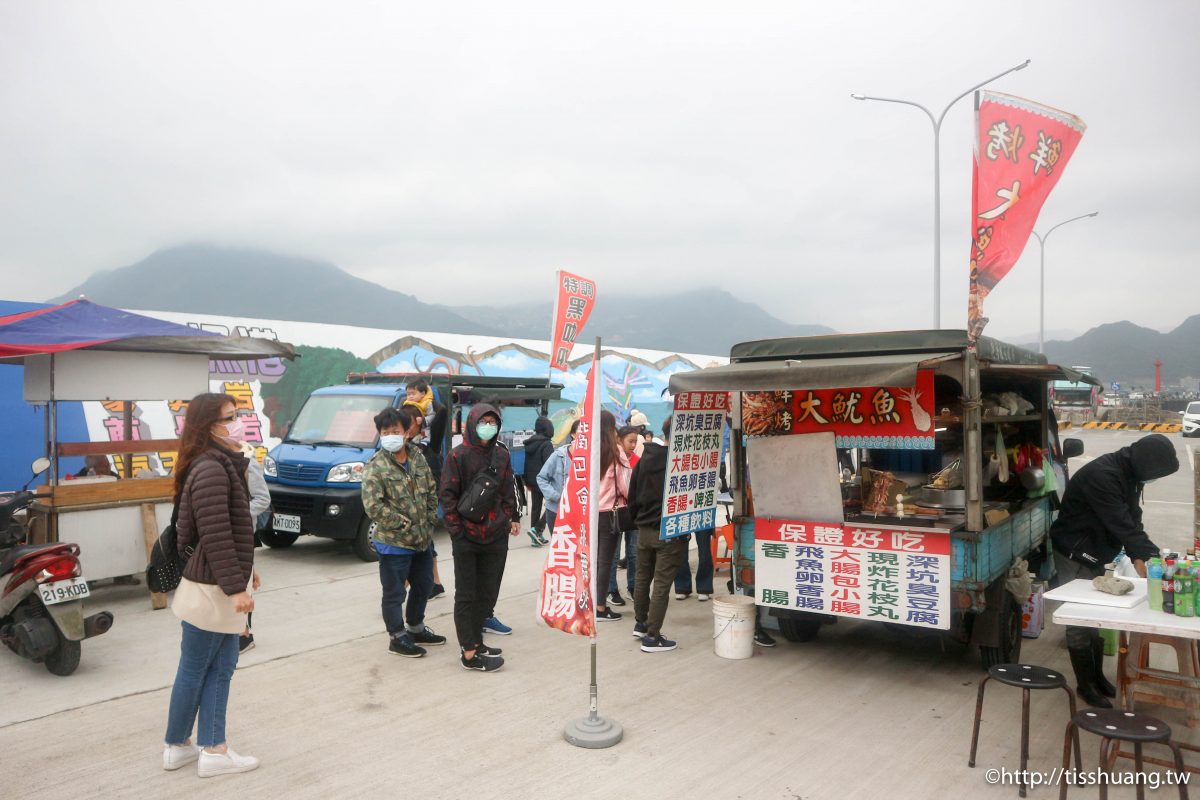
[{"xmin": 1183, "ymin": 401, "xmax": 1200, "ymax": 437}]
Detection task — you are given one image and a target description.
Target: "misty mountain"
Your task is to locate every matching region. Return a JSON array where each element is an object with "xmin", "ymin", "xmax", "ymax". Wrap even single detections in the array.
[
  {"xmin": 1042, "ymin": 316, "xmax": 1200, "ymax": 386},
  {"xmin": 440, "ymin": 293, "xmax": 835, "ymax": 354},
  {"xmin": 53, "ymin": 245, "xmax": 495, "ymax": 336},
  {"xmin": 51, "ymin": 244, "xmax": 832, "ymax": 355}
]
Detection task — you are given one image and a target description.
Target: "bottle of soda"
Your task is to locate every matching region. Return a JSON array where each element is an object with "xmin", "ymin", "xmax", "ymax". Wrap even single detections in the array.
[
  {"xmin": 1179, "ymin": 574, "xmax": 1194, "ymax": 618},
  {"xmin": 1163, "ymin": 560, "xmax": 1176, "ymax": 614}
]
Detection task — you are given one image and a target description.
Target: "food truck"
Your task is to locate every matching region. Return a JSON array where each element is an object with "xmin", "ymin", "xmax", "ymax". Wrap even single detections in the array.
[{"xmin": 669, "ymin": 330, "xmax": 1094, "ymax": 667}]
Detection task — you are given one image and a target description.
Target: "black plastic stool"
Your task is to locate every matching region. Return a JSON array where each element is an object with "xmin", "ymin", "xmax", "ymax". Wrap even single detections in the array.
[
  {"xmin": 970, "ymin": 663, "xmax": 1082, "ymax": 797},
  {"xmin": 1060, "ymin": 708, "xmax": 1188, "ymax": 800}
]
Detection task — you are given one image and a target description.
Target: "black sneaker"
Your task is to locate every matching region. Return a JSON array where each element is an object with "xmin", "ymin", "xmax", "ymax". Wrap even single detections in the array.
[
  {"xmin": 389, "ymin": 635, "xmax": 427, "ymax": 658},
  {"xmin": 238, "ymin": 633, "xmax": 255, "ymax": 654},
  {"xmin": 640, "ymin": 634, "xmax": 677, "ymax": 653},
  {"xmin": 596, "ymin": 607, "xmax": 623, "ymax": 622},
  {"xmin": 477, "ymin": 643, "xmax": 503, "ymax": 656},
  {"xmin": 526, "ymin": 528, "xmax": 543, "ymax": 547},
  {"xmin": 461, "ymin": 651, "xmax": 504, "ymax": 672},
  {"xmin": 608, "ymin": 591, "xmax": 626, "ymax": 607},
  {"xmin": 617, "ymin": 558, "xmax": 627, "ymax": 570},
  {"xmin": 536, "ymin": 531, "xmax": 550, "ymax": 545},
  {"xmin": 430, "ymin": 584, "xmax": 446, "ymax": 599},
  {"xmin": 631, "ymin": 622, "xmax": 648, "ymax": 638},
  {"xmin": 409, "ymin": 626, "xmax": 447, "ymax": 646},
  {"xmin": 754, "ymin": 629, "xmax": 777, "ymax": 647}
]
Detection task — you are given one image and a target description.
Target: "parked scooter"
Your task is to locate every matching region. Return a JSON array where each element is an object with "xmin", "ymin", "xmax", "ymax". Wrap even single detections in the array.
[{"xmin": 0, "ymin": 458, "xmax": 113, "ymax": 676}]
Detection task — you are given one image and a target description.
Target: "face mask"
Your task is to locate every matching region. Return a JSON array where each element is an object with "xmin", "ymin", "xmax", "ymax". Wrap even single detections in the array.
[
  {"xmin": 380, "ymin": 434, "xmax": 406, "ymax": 453},
  {"xmin": 476, "ymin": 422, "xmax": 499, "ymax": 442},
  {"xmin": 222, "ymin": 418, "xmax": 245, "ymax": 442}
]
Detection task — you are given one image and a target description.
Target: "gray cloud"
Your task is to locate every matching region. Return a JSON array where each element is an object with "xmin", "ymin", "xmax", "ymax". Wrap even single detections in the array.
[{"xmin": 0, "ymin": 0, "xmax": 1195, "ymax": 342}]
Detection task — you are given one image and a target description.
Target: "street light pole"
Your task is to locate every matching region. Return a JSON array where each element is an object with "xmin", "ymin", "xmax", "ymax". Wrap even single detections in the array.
[
  {"xmin": 852, "ymin": 59, "xmax": 1031, "ymax": 329},
  {"xmin": 1033, "ymin": 211, "xmax": 1099, "ymax": 354}
]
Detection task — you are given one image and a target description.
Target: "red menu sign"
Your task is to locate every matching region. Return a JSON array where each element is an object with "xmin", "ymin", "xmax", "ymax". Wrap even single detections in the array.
[
  {"xmin": 740, "ymin": 370, "xmax": 935, "ymax": 450},
  {"xmin": 548, "ymin": 271, "xmax": 597, "ymax": 372}
]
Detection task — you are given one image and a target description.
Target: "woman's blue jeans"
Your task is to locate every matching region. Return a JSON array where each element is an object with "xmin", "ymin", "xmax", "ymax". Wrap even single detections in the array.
[{"xmin": 165, "ymin": 621, "xmax": 240, "ymax": 747}]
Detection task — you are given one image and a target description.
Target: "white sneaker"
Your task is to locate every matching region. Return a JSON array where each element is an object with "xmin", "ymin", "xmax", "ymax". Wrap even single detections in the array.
[
  {"xmin": 697, "ymin": 594, "xmax": 710, "ymax": 602},
  {"xmin": 198, "ymin": 748, "xmax": 260, "ymax": 778},
  {"xmin": 163, "ymin": 743, "xmax": 200, "ymax": 771},
  {"xmin": 675, "ymin": 592, "xmax": 688, "ymax": 600}
]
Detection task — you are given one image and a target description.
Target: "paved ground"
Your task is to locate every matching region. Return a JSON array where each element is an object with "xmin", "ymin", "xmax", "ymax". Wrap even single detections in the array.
[{"xmin": 1, "ymin": 429, "xmax": 1196, "ymax": 799}]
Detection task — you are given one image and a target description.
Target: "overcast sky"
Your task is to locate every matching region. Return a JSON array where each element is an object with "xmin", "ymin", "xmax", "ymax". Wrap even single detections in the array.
[{"xmin": 1, "ymin": 1, "xmax": 1195, "ymax": 341}]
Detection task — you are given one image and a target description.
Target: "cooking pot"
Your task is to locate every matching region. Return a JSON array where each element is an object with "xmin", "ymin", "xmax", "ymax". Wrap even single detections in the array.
[{"xmin": 920, "ymin": 485, "xmax": 966, "ymax": 507}]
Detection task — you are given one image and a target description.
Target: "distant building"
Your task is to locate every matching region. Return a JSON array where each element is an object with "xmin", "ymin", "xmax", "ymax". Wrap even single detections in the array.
[{"xmin": 1181, "ymin": 376, "xmax": 1200, "ymax": 394}]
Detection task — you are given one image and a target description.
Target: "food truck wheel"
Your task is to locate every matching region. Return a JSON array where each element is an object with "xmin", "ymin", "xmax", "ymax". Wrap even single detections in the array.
[
  {"xmin": 352, "ymin": 519, "xmax": 380, "ymax": 563},
  {"xmin": 258, "ymin": 529, "xmax": 299, "ymax": 549},
  {"xmin": 978, "ymin": 595, "xmax": 1022, "ymax": 669},
  {"xmin": 43, "ymin": 635, "xmax": 81, "ymax": 677},
  {"xmin": 777, "ymin": 614, "xmax": 822, "ymax": 643}
]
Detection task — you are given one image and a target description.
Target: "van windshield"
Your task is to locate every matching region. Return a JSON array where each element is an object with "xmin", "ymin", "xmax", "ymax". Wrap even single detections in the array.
[
  {"xmin": 288, "ymin": 395, "xmax": 392, "ymax": 448},
  {"xmin": 1188, "ymin": 402, "xmax": 1200, "ymax": 415}
]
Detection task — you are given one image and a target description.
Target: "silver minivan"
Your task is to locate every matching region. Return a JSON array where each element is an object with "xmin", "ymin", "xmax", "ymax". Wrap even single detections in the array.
[{"xmin": 1183, "ymin": 401, "xmax": 1200, "ymax": 437}]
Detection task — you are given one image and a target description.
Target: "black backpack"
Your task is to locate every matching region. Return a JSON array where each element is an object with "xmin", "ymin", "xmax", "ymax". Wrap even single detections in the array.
[
  {"xmin": 456, "ymin": 448, "xmax": 504, "ymax": 524},
  {"xmin": 146, "ymin": 476, "xmax": 194, "ymax": 593}
]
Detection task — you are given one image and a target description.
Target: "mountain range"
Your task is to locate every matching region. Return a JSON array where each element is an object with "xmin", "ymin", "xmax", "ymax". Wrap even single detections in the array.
[
  {"xmin": 53, "ymin": 244, "xmax": 1197, "ymax": 385},
  {"xmin": 53, "ymin": 245, "xmax": 832, "ymax": 355}
]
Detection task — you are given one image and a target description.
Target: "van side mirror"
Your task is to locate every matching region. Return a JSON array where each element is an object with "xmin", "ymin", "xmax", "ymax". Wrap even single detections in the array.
[
  {"xmin": 1062, "ymin": 438, "xmax": 1084, "ymax": 459},
  {"xmin": 31, "ymin": 457, "xmax": 50, "ymax": 476}
]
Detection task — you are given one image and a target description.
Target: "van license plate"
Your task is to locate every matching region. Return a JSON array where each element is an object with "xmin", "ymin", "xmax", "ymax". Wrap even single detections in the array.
[
  {"xmin": 39, "ymin": 577, "xmax": 91, "ymax": 605},
  {"xmin": 274, "ymin": 514, "xmax": 302, "ymax": 534}
]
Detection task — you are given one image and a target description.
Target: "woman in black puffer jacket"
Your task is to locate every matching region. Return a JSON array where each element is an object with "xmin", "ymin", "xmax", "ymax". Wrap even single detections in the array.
[{"xmin": 162, "ymin": 393, "xmax": 260, "ymax": 778}]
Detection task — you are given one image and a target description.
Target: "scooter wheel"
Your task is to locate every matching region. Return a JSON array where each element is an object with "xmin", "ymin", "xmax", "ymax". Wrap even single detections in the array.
[{"xmin": 44, "ymin": 635, "xmax": 81, "ymax": 676}]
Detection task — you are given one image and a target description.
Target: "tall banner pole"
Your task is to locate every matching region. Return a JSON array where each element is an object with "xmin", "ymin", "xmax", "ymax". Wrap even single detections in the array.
[{"xmin": 564, "ymin": 336, "xmax": 622, "ymax": 749}]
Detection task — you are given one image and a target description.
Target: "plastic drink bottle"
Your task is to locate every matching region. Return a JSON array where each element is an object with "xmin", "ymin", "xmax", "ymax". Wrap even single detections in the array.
[
  {"xmin": 1164, "ymin": 560, "xmax": 1176, "ymax": 614},
  {"xmin": 1148, "ymin": 558, "xmax": 1164, "ymax": 612}
]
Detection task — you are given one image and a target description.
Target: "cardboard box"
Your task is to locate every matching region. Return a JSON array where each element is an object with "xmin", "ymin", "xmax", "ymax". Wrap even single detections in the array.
[{"xmin": 1021, "ymin": 582, "xmax": 1045, "ymax": 639}]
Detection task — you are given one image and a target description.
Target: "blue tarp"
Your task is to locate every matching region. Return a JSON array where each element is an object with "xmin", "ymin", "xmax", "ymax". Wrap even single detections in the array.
[{"xmin": 0, "ymin": 298, "xmax": 210, "ymax": 357}]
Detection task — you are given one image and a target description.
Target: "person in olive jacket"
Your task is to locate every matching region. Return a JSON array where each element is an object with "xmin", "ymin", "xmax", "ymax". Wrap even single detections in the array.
[
  {"xmin": 164, "ymin": 393, "xmax": 260, "ymax": 778},
  {"xmin": 361, "ymin": 406, "xmax": 446, "ymax": 658},
  {"xmin": 1050, "ymin": 432, "xmax": 1179, "ymax": 707}
]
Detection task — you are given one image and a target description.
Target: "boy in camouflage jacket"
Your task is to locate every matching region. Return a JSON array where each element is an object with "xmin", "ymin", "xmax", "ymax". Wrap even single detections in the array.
[{"xmin": 361, "ymin": 407, "xmax": 446, "ymax": 658}]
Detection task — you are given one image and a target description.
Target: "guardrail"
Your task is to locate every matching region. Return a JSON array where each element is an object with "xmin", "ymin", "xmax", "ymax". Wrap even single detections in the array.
[{"xmin": 1079, "ymin": 421, "xmax": 1183, "ymax": 432}]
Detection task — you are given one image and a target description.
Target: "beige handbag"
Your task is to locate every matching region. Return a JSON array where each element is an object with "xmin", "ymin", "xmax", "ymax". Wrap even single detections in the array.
[{"xmin": 172, "ymin": 577, "xmax": 247, "ymax": 634}]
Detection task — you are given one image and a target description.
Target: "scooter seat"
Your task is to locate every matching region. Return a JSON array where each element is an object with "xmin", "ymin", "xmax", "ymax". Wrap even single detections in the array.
[{"xmin": 0, "ymin": 543, "xmax": 71, "ymax": 577}]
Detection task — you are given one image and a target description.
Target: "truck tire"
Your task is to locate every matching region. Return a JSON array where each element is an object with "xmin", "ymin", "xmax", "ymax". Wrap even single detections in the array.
[
  {"xmin": 352, "ymin": 518, "xmax": 380, "ymax": 562},
  {"xmin": 258, "ymin": 529, "xmax": 299, "ymax": 549},
  {"xmin": 44, "ymin": 633, "xmax": 81, "ymax": 676},
  {"xmin": 978, "ymin": 595, "xmax": 1022, "ymax": 669},
  {"xmin": 777, "ymin": 615, "xmax": 822, "ymax": 642}
]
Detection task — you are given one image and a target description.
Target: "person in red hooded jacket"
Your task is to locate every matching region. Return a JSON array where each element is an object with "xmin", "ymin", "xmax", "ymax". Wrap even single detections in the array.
[{"xmin": 439, "ymin": 403, "xmax": 520, "ymax": 672}]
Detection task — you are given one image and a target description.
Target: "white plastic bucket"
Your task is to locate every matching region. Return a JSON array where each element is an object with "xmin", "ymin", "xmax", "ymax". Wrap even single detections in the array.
[{"xmin": 712, "ymin": 594, "xmax": 756, "ymax": 660}]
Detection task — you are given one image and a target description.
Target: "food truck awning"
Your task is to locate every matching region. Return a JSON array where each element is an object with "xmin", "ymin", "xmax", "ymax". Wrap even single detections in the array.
[{"xmin": 668, "ymin": 352, "xmax": 957, "ymax": 394}]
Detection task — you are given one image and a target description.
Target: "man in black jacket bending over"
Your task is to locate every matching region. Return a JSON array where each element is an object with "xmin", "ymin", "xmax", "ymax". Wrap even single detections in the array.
[
  {"xmin": 628, "ymin": 418, "xmax": 686, "ymax": 653},
  {"xmin": 1050, "ymin": 433, "xmax": 1179, "ymax": 706}
]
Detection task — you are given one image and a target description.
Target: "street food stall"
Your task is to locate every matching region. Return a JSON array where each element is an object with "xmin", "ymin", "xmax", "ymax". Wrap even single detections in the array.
[
  {"xmin": 669, "ymin": 330, "xmax": 1095, "ymax": 666},
  {"xmin": 0, "ymin": 300, "xmax": 294, "ymax": 605}
]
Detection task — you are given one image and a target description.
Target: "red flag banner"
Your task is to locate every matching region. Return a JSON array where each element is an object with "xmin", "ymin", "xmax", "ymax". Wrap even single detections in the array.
[
  {"xmin": 538, "ymin": 355, "xmax": 601, "ymax": 636},
  {"xmin": 548, "ymin": 271, "xmax": 596, "ymax": 371},
  {"xmin": 968, "ymin": 91, "xmax": 1085, "ymax": 341}
]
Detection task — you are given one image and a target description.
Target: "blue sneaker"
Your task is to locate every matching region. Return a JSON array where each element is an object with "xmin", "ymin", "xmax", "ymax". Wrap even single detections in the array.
[
  {"xmin": 632, "ymin": 622, "xmax": 648, "ymax": 638},
  {"xmin": 482, "ymin": 617, "xmax": 513, "ymax": 636},
  {"xmin": 640, "ymin": 634, "xmax": 677, "ymax": 653}
]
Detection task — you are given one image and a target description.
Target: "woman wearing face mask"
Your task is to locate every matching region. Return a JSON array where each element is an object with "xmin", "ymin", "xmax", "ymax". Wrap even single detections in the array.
[
  {"xmin": 594, "ymin": 410, "xmax": 632, "ymax": 622},
  {"xmin": 163, "ymin": 393, "xmax": 260, "ymax": 778}
]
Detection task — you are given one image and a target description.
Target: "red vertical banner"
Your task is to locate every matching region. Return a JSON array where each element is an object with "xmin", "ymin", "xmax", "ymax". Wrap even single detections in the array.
[
  {"xmin": 548, "ymin": 271, "xmax": 597, "ymax": 371},
  {"xmin": 539, "ymin": 354, "xmax": 601, "ymax": 636},
  {"xmin": 968, "ymin": 91, "xmax": 1086, "ymax": 341}
]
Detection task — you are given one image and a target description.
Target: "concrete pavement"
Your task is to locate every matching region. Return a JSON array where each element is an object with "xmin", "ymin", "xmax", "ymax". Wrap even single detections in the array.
[{"xmin": 2, "ymin": 429, "xmax": 1197, "ymax": 799}]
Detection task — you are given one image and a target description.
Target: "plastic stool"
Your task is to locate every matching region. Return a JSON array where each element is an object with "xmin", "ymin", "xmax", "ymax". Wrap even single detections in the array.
[
  {"xmin": 1122, "ymin": 633, "xmax": 1200, "ymax": 728},
  {"xmin": 969, "ymin": 663, "xmax": 1081, "ymax": 797},
  {"xmin": 711, "ymin": 524, "xmax": 734, "ymax": 574},
  {"xmin": 1060, "ymin": 708, "xmax": 1188, "ymax": 800}
]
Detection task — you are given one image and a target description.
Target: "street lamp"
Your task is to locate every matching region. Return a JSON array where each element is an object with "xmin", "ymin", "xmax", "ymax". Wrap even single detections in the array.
[
  {"xmin": 852, "ymin": 59, "xmax": 1031, "ymax": 329},
  {"xmin": 1033, "ymin": 211, "xmax": 1099, "ymax": 354}
]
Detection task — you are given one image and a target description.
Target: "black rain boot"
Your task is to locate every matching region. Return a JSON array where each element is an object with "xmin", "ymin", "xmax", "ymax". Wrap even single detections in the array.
[
  {"xmin": 1091, "ymin": 637, "xmax": 1117, "ymax": 698},
  {"xmin": 1068, "ymin": 643, "xmax": 1113, "ymax": 708}
]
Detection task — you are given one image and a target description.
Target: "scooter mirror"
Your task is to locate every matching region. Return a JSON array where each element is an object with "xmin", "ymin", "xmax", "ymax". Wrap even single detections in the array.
[{"xmin": 30, "ymin": 457, "xmax": 50, "ymax": 475}]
